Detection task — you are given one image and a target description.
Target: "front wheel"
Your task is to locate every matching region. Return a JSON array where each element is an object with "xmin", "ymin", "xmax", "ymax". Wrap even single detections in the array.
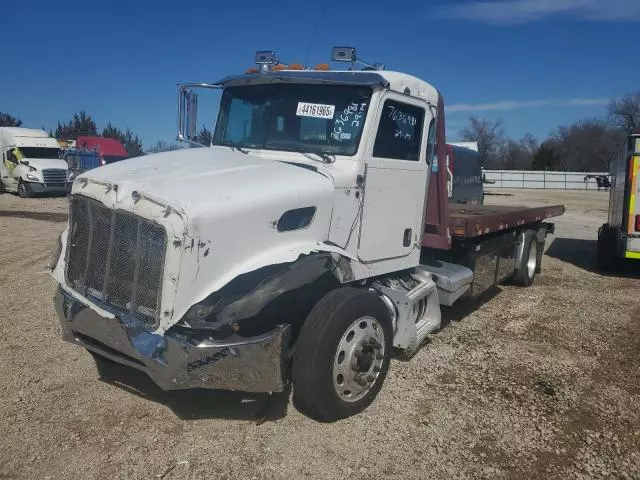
[
  {"xmin": 18, "ymin": 180, "xmax": 31, "ymax": 198},
  {"xmin": 292, "ymin": 288, "xmax": 393, "ymax": 422}
]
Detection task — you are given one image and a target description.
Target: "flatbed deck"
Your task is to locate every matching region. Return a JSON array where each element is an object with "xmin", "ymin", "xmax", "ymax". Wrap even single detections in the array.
[{"xmin": 449, "ymin": 204, "xmax": 565, "ymax": 238}]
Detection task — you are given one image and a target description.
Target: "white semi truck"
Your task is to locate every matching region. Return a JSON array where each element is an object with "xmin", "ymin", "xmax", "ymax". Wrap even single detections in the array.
[
  {"xmin": 0, "ymin": 127, "xmax": 69, "ymax": 197},
  {"xmin": 50, "ymin": 48, "xmax": 564, "ymax": 421}
]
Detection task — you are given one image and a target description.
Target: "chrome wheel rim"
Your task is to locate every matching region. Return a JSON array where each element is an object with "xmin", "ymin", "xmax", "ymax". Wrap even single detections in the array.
[
  {"xmin": 333, "ymin": 316, "xmax": 386, "ymax": 403},
  {"xmin": 527, "ymin": 241, "xmax": 537, "ymax": 279}
]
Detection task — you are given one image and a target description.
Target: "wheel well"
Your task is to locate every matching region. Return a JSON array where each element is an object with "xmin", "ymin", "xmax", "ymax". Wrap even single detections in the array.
[{"xmin": 173, "ymin": 252, "xmax": 343, "ymax": 341}]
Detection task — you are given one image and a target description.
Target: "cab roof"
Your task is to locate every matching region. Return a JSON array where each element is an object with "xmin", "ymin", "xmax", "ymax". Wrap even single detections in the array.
[
  {"xmin": 0, "ymin": 127, "xmax": 51, "ymax": 138},
  {"xmin": 216, "ymin": 70, "xmax": 440, "ymax": 104}
]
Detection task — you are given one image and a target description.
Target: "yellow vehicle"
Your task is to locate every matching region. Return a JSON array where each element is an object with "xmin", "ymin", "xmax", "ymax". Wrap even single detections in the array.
[{"xmin": 597, "ymin": 130, "xmax": 640, "ymax": 270}]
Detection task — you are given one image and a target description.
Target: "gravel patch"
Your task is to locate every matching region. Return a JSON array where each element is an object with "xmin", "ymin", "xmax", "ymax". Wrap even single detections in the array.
[{"xmin": 0, "ymin": 189, "xmax": 638, "ymax": 479}]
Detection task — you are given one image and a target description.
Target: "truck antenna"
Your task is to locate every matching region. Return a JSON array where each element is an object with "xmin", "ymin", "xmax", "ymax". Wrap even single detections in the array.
[{"xmin": 304, "ymin": 0, "xmax": 328, "ymax": 68}]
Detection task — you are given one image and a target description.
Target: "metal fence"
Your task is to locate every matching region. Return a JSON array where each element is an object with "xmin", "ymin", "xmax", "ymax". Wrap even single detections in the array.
[{"xmin": 482, "ymin": 170, "xmax": 611, "ymax": 190}]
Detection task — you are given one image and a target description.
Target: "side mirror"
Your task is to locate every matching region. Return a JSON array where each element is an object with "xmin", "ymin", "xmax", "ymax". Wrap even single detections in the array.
[
  {"xmin": 177, "ymin": 86, "xmax": 199, "ymax": 143},
  {"xmin": 332, "ymin": 46, "xmax": 356, "ymax": 63},
  {"xmin": 176, "ymin": 82, "xmax": 223, "ymax": 146}
]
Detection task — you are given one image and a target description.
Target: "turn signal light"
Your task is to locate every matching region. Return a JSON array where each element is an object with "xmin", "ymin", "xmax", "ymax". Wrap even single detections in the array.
[
  {"xmin": 245, "ymin": 67, "xmax": 259, "ymax": 74},
  {"xmin": 288, "ymin": 63, "xmax": 305, "ymax": 70},
  {"xmin": 314, "ymin": 63, "xmax": 330, "ymax": 70}
]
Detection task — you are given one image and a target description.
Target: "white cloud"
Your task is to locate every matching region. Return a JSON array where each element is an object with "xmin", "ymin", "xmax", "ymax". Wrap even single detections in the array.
[
  {"xmin": 436, "ymin": 0, "xmax": 640, "ymax": 25},
  {"xmin": 447, "ymin": 97, "xmax": 608, "ymax": 113}
]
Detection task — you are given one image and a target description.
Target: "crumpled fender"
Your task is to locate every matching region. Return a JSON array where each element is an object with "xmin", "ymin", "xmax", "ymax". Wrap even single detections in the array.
[{"xmin": 172, "ymin": 241, "xmax": 358, "ymax": 333}]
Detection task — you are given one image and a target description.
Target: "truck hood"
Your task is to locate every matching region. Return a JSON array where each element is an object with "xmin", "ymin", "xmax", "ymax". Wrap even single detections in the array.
[
  {"xmin": 22, "ymin": 158, "xmax": 68, "ymax": 170},
  {"xmin": 75, "ymin": 146, "xmax": 334, "ymax": 221}
]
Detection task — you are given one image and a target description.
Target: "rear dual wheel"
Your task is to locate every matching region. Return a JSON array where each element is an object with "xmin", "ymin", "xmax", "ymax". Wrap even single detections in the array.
[
  {"xmin": 292, "ymin": 288, "xmax": 393, "ymax": 422},
  {"xmin": 513, "ymin": 230, "xmax": 538, "ymax": 286}
]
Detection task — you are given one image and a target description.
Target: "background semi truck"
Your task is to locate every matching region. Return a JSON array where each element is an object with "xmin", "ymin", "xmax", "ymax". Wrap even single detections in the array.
[
  {"xmin": 597, "ymin": 130, "xmax": 640, "ymax": 270},
  {"xmin": 0, "ymin": 127, "xmax": 69, "ymax": 197},
  {"xmin": 50, "ymin": 47, "xmax": 564, "ymax": 421}
]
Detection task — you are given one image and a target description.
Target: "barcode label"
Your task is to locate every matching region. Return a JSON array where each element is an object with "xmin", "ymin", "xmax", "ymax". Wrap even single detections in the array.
[{"xmin": 296, "ymin": 102, "xmax": 335, "ymax": 119}]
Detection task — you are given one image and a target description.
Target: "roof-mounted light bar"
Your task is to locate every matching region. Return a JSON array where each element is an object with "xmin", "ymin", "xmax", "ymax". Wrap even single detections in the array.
[{"xmin": 331, "ymin": 46, "xmax": 385, "ymax": 71}]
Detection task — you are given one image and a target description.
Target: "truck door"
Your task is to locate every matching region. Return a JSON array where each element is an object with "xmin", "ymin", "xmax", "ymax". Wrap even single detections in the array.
[
  {"xmin": 358, "ymin": 94, "xmax": 435, "ymax": 262},
  {"xmin": 2, "ymin": 149, "xmax": 19, "ymax": 190}
]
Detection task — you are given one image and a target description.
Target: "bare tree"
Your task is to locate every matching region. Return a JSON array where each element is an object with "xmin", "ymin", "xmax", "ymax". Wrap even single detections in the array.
[
  {"xmin": 520, "ymin": 132, "xmax": 539, "ymax": 157},
  {"xmin": 549, "ymin": 119, "xmax": 625, "ymax": 171},
  {"xmin": 460, "ymin": 117, "xmax": 505, "ymax": 168},
  {"xmin": 608, "ymin": 92, "xmax": 640, "ymax": 134}
]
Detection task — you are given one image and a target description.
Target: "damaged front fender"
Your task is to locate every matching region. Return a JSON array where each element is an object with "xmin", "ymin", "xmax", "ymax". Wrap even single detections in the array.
[{"xmin": 178, "ymin": 244, "xmax": 356, "ymax": 337}]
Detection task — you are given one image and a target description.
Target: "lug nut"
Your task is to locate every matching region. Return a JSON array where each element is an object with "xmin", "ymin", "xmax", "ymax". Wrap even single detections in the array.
[
  {"xmin": 367, "ymin": 375, "xmax": 375, "ymax": 383},
  {"xmin": 376, "ymin": 354, "xmax": 384, "ymax": 360}
]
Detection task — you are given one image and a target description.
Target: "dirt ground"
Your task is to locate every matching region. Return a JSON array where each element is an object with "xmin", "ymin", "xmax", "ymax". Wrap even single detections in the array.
[{"xmin": 0, "ymin": 188, "xmax": 639, "ymax": 480}]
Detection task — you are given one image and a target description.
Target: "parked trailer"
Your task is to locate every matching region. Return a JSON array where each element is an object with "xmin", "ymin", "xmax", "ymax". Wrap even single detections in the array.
[
  {"xmin": 597, "ymin": 130, "xmax": 640, "ymax": 270},
  {"xmin": 49, "ymin": 47, "xmax": 564, "ymax": 421}
]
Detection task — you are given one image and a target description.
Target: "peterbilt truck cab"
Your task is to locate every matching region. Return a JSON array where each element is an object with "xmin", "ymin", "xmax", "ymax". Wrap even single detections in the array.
[
  {"xmin": 0, "ymin": 127, "xmax": 69, "ymax": 197},
  {"xmin": 50, "ymin": 48, "xmax": 563, "ymax": 421}
]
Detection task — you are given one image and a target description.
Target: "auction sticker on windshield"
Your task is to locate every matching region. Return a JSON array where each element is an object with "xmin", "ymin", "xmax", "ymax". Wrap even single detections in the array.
[{"xmin": 296, "ymin": 102, "xmax": 335, "ymax": 119}]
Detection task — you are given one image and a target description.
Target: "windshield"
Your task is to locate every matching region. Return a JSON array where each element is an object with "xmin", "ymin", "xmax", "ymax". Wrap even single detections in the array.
[
  {"xmin": 213, "ymin": 83, "xmax": 373, "ymax": 156},
  {"xmin": 103, "ymin": 155, "xmax": 127, "ymax": 164},
  {"xmin": 18, "ymin": 147, "xmax": 62, "ymax": 159}
]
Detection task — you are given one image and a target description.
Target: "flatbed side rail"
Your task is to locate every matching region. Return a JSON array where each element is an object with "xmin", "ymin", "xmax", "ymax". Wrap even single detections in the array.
[{"xmin": 447, "ymin": 204, "xmax": 565, "ymax": 239}]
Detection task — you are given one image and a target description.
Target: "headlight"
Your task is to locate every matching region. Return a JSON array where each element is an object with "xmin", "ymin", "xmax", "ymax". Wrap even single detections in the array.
[
  {"xmin": 26, "ymin": 173, "xmax": 39, "ymax": 182},
  {"xmin": 47, "ymin": 233, "xmax": 64, "ymax": 271}
]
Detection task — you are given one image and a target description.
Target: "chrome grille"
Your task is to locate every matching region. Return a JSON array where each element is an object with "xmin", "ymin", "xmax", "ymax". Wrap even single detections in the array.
[
  {"xmin": 65, "ymin": 195, "xmax": 166, "ymax": 328},
  {"xmin": 43, "ymin": 168, "xmax": 67, "ymax": 185}
]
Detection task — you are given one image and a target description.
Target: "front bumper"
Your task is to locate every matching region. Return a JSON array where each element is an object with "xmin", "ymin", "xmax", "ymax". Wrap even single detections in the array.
[
  {"xmin": 27, "ymin": 181, "xmax": 70, "ymax": 194},
  {"xmin": 54, "ymin": 287, "xmax": 290, "ymax": 393}
]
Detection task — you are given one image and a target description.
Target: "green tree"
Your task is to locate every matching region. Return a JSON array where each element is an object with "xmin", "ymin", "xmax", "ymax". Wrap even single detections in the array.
[
  {"xmin": 102, "ymin": 123, "xmax": 145, "ymax": 157},
  {"xmin": 531, "ymin": 143, "xmax": 559, "ymax": 170},
  {"xmin": 196, "ymin": 125, "xmax": 213, "ymax": 146},
  {"xmin": 54, "ymin": 111, "xmax": 97, "ymax": 139},
  {"xmin": 146, "ymin": 140, "xmax": 183, "ymax": 154},
  {"xmin": 0, "ymin": 112, "xmax": 23, "ymax": 127}
]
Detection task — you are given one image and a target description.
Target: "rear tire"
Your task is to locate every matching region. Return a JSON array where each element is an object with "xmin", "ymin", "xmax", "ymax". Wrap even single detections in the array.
[
  {"xmin": 18, "ymin": 180, "xmax": 31, "ymax": 198},
  {"xmin": 597, "ymin": 224, "xmax": 619, "ymax": 272},
  {"xmin": 513, "ymin": 230, "xmax": 537, "ymax": 287},
  {"xmin": 292, "ymin": 287, "xmax": 393, "ymax": 422}
]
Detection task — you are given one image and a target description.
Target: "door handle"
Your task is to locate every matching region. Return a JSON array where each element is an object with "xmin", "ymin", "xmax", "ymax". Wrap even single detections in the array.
[{"xmin": 403, "ymin": 228, "xmax": 412, "ymax": 247}]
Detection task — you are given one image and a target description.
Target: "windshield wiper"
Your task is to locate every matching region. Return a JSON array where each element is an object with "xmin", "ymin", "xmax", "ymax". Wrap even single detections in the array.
[
  {"xmin": 305, "ymin": 151, "xmax": 335, "ymax": 164},
  {"xmin": 220, "ymin": 141, "xmax": 249, "ymax": 154},
  {"xmin": 264, "ymin": 140, "xmax": 335, "ymax": 163}
]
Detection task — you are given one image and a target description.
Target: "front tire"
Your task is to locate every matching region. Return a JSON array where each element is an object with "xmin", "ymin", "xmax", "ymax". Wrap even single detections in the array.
[
  {"xmin": 292, "ymin": 287, "xmax": 393, "ymax": 422},
  {"xmin": 18, "ymin": 180, "xmax": 31, "ymax": 198}
]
